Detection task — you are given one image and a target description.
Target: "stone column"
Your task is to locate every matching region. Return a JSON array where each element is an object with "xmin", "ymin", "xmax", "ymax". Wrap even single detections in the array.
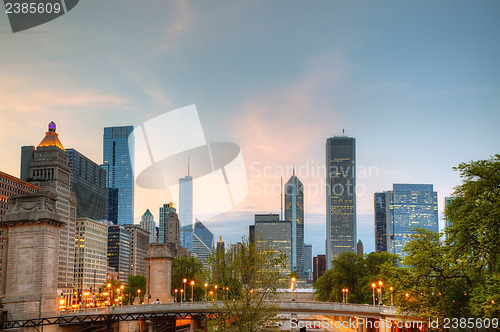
[
  {"xmin": 145, "ymin": 243, "xmax": 175, "ymax": 303},
  {"xmin": 0, "ymin": 191, "xmax": 64, "ymax": 320}
]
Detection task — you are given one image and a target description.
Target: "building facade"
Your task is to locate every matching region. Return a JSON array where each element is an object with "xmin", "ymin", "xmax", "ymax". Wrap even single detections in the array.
[
  {"xmin": 74, "ymin": 218, "xmax": 108, "ymax": 291},
  {"xmin": 374, "ymin": 192, "xmax": 387, "ymax": 253},
  {"xmin": 0, "ymin": 171, "xmax": 39, "ymax": 221},
  {"xmin": 357, "ymin": 239, "xmax": 364, "ymax": 256},
  {"xmin": 313, "ymin": 254, "xmax": 326, "ymax": 282},
  {"xmin": 107, "ymin": 225, "xmax": 130, "ymax": 283},
  {"xmin": 254, "ymin": 214, "xmax": 292, "ymax": 275},
  {"xmin": 124, "ymin": 224, "xmax": 149, "ymax": 276},
  {"xmin": 66, "ymin": 149, "xmax": 107, "ymax": 221},
  {"xmin": 140, "ymin": 209, "xmax": 157, "ymax": 243},
  {"xmin": 444, "ymin": 196, "xmax": 455, "ymax": 230},
  {"xmin": 326, "ymin": 136, "xmax": 356, "ymax": 269},
  {"xmin": 383, "ymin": 184, "xmax": 439, "ymax": 260},
  {"xmin": 101, "ymin": 126, "xmax": 134, "ymax": 225},
  {"xmin": 20, "ymin": 122, "xmax": 77, "ymax": 293},
  {"xmin": 179, "ymin": 175, "xmax": 193, "ymax": 251},
  {"xmin": 191, "ymin": 220, "xmax": 214, "ymax": 265},
  {"xmin": 303, "ymin": 244, "xmax": 312, "ymax": 274},
  {"xmin": 284, "ymin": 172, "xmax": 305, "ymax": 276},
  {"xmin": 159, "ymin": 203, "xmax": 180, "ymax": 246}
]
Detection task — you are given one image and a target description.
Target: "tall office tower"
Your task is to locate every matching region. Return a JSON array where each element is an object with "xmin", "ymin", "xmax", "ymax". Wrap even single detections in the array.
[
  {"xmin": 101, "ymin": 126, "xmax": 134, "ymax": 225},
  {"xmin": 107, "ymin": 225, "xmax": 130, "ymax": 283},
  {"xmin": 74, "ymin": 218, "xmax": 108, "ymax": 290},
  {"xmin": 179, "ymin": 174, "xmax": 193, "ymax": 251},
  {"xmin": 444, "ymin": 197, "xmax": 455, "ymax": 229},
  {"xmin": 140, "ymin": 209, "xmax": 157, "ymax": 243},
  {"xmin": 357, "ymin": 239, "xmax": 364, "ymax": 256},
  {"xmin": 254, "ymin": 214, "xmax": 292, "ymax": 275},
  {"xmin": 313, "ymin": 254, "xmax": 326, "ymax": 282},
  {"xmin": 303, "ymin": 244, "xmax": 313, "ymax": 278},
  {"xmin": 191, "ymin": 219, "xmax": 214, "ymax": 265},
  {"xmin": 374, "ymin": 192, "xmax": 387, "ymax": 253},
  {"xmin": 20, "ymin": 122, "xmax": 77, "ymax": 293},
  {"xmin": 326, "ymin": 136, "xmax": 356, "ymax": 269},
  {"xmin": 284, "ymin": 171, "xmax": 304, "ymax": 276},
  {"xmin": 248, "ymin": 225, "xmax": 255, "ymax": 244},
  {"xmin": 124, "ymin": 224, "xmax": 149, "ymax": 276},
  {"xmin": 159, "ymin": 203, "xmax": 180, "ymax": 245},
  {"xmin": 66, "ymin": 149, "xmax": 107, "ymax": 220},
  {"xmin": 385, "ymin": 184, "xmax": 438, "ymax": 260}
]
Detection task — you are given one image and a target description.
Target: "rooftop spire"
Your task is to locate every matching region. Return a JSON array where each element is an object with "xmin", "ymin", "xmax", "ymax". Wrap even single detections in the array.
[{"xmin": 38, "ymin": 121, "xmax": 65, "ymax": 151}]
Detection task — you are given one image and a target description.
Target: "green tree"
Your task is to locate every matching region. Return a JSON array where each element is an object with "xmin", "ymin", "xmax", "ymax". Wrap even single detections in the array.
[
  {"xmin": 123, "ymin": 274, "xmax": 146, "ymax": 305},
  {"xmin": 171, "ymin": 256, "xmax": 206, "ymax": 302},
  {"xmin": 313, "ymin": 252, "xmax": 399, "ymax": 304},
  {"xmin": 205, "ymin": 238, "xmax": 287, "ymax": 332}
]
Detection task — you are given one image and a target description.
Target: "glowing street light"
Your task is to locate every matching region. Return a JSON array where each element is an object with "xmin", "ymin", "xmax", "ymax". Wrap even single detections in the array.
[
  {"xmin": 389, "ymin": 287, "xmax": 394, "ymax": 306},
  {"xmin": 183, "ymin": 278, "xmax": 187, "ymax": 302},
  {"xmin": 214, "ymin": 285, "xmax": 218, "ymax": 301},
  {"xmin": 190, "ymin": 280, "xmax": 195, "ymax": 302},
  {"xmin": 204, "ymin": 282, "xmax": 208, "ymax": 300},
  {"xmin": 291, "ymin": 277, "xmax": 296, "ymax": 301},
  {"xmin": 371, "ymin": 283, "xmax": 376, "ymax": 305},
  {"xmin": 174, "ymin": 289, "xmax": 178, "ymax": 302},
  {"xmin": 180, "ymin": 289, "xmax": 184, "ymax": 302},
  {"xmin": 378, "ymin": 281, "xmax": 383, "ymax": 305}
]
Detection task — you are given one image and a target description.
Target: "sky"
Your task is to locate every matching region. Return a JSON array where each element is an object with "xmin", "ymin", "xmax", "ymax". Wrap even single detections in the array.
[{"xmin": 1, "ymin": 0, "xmax": 499, "ymax": 257}]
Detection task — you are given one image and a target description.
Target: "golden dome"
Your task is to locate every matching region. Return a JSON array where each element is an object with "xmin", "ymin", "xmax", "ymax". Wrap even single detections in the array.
[{"xmin": 38, "ymin": 121, "xmax": 65, "ymax": 151}]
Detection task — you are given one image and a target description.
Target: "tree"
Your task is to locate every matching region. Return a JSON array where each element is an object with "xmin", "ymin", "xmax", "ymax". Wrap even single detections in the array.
[
  {"xmin": 313, "ymin": 252, "xmax": 399, "ymax": 304},
  {"xmin": 123, "ymin": 275, "xmax": 146, "ymax": 305},
  {"xmin": 205, "ymin": 238, "xmax": 288, "ymax": 331},
  {"xmin": 171, "ymin": 256, "xmax": 206, "ymax": 302}
]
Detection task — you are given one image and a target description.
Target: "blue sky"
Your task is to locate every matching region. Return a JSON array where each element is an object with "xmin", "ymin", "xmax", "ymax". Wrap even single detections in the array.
[{"xmin": 1, "ymin": 0, "xmax": 498, "ymax": 256}]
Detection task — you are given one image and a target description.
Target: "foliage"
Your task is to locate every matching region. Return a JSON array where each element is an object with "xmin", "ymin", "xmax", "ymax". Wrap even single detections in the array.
[
  {"xmin": 313, "ymin": 252, "xmax": 399, "ymax": 304},
  {"xmin": 382, "ymin": 155, "xmax": 500, "ymax": 323},
  {"xmin": 123, "ymin": 274, "xmax": 146, "ymax": 305},
  {"xmin": 171, "ymin": 256, "xmax": 206, "ymax": 302},
  {"xmin": 205, "ymin": 238, "xmax": 288, "ymax": 332}
]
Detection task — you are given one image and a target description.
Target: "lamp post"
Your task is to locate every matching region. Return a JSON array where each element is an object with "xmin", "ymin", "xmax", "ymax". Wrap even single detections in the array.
[
  {"xmin": 204, "ymin": 283, "xmax": 208, "ymax": 301},
  {"xmin": 214, "ymin": 285, "xmax": 218, "ymax": 301},
  {"xmin": 389, "ymin": 287, "xmax": 394, "ymax": 306},
  {"xmin": 174, "ymin": 289, "xmax": 178, "ymax": 302},
  {"xmin": 180, "ymin": 289, "xmax": 184, "ymax": 302},
  {"xmin": 342, "ymin": 288, "xmax": 345, "ymax": 303},
  {"xmin": 371, "ymin": 283, "xmax": 376, "ymax": 305},
  {"xmin": 137, "ymin": 289, "xmax": 141, "ymax": 304},
  {"xmin": 378, "ymin": 280, "xmax": 383, "ymax": 305},
  {"xmin": 190, "ymin": 280, "xmax": 195, "ymax": 302},
  {"xmin": 183, "ymin": 278, "xmax": 187, "ymax": 302},
  {"xmin": 291, "ymin": 277, "xmax": 296, "ymax": 301}
]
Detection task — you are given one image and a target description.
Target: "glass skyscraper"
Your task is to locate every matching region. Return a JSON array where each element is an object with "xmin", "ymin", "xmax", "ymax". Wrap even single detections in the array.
[
  {"xmin": 179, "ymin": 175, "xmax": 193, "ymax": 251},
  {"xmin": 326, "ymin": 136, "xmax": 356, "ymax": 269},
  {"xmin": 284, "ymin": 171, "xmax": 304, "ymax": 276},
  {"xmin": 159, "ymin": 203, "xmax": 179, "ymax": 245},
  {"xmin": 374, "ymin": 192, "xmax": 387, "ymax": 253},
  {"xmin": 382, "ymin": 184, "xmax": 438, "ymax": 260},
  {"xmin": 102, "ymin": 126, "xmax": 134, "ymax": 225},
  {"xmin": 192, "ymin": 219, "xmax": 214, "ymax": 266}
]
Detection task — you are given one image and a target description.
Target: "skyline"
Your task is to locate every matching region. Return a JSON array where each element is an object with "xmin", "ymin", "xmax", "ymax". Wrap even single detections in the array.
[{"xmin": 1, "ymin": 1, "xmax": 499, "ymax": 256}]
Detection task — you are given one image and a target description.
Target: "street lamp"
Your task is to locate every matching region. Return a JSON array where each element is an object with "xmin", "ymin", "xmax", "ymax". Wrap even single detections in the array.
[
  {"xmin": 371, "ymin": 283, "xmax": 376, "ymax": 305},
  {"xmin": 291, "ymin": 277, "xmax": 296, "ymax": 301},
  {"xmin": 378, "ymin": 281, "xmax": 383, "ymax": 305},
  {"xmin": 389, "ymin": 287, "xmax": 394, "ymax": 306},
  {"xmin": 190, "ymin": 280, "xmax": 195, "ymax": 302},
  {"xmin": 180, "ymin": 289, "xmax": 184, "ymax": 302},
  {"xmin": 183, "ymin": 278, "xmax": 187, "ymax": 302},
  {"xmin": 214, "ymin": 285, "xmax": 218, "ymax": 301},
  {"xmin": 174, "ymin": 289, "xmax": 178, "ymax": 302},
  {"xmin": 342, "ymin": 288, "xmax": 349, "ymax": 303},
  {"xmin": 204, "ymin": 282, "xmax": 208, "ymax": 300}
]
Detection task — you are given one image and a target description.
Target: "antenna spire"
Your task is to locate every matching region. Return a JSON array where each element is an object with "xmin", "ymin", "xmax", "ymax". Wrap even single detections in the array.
[{"xmin": 280, "ymin": 176, "xmax": 283, "ymax": 220}]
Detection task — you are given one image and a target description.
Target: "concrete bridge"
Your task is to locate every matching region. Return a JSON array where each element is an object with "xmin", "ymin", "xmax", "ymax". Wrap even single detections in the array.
[{"xmin": 3, "ymin": 301, "xmax": 423, "ymax": 331}]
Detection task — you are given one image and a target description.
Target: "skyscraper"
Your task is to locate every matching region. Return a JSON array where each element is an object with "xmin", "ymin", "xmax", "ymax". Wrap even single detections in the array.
[
  {"xmin": 357, "ymin": 239, "xmax": 364, "ymax": 256},
  {"xmin": 191, "ymin": 219, "xmax": 214, "ymax": 266},
  {"xmin": 124, "ymin": 224, "xmax": 149, "ymax": 276},
  {"xmin": 303, "ymin": 244, "xmax": 312, "ymax": 275},
  {"xmin": 382, "ymin": 184, "xmax": 438, "ymax": 260},
  {"xmin": 66, "ymin": 148, "xmax": 107, "ymax": 221},
  {"xmin": 20, "ymin": 122, "xmax": 77, "ymax": 293},
  {"xmin": 159, "ymin": 203, "xmax": 180, "ymax": 246},
  {"xmin": 102, "ymin": 126, "xmax": 134, "ymax": 225},
  {"xmin": 179, "ymin": 174, "xmax": 193, "ymax": 251},
  {"xmin": 74, "ymin": 218, "xmax": 108, "ymax": 290},
  {"xmin": 444, "ymin": 196, "xmax": 455, "ymax": 229},
  {"xmin": 140, "ymin": 209, "xmax": 157, "ymax": 243},
  {"xmin": 107, "ymin": 225, "xmax": 130, "ymax": 283},
  {"xmin": 254, "ymin": 214, "xmax": 292, "ymax": 275},
  {"xmin": 284, "ymin": 171, "xmax": 304, "ymax": 276},
  {"xmin": 326, "ymin": 136, "xmax": 356, "ymax": 269},
  {"xmin": 374, "ymin": 192, "xmax": 387, "ymax": 253}
]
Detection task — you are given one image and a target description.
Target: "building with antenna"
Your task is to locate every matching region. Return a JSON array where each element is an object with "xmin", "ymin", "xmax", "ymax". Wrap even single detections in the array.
[{"xmin": 179, "ymin": 161, "xmax": 193, "ymax": 251}]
